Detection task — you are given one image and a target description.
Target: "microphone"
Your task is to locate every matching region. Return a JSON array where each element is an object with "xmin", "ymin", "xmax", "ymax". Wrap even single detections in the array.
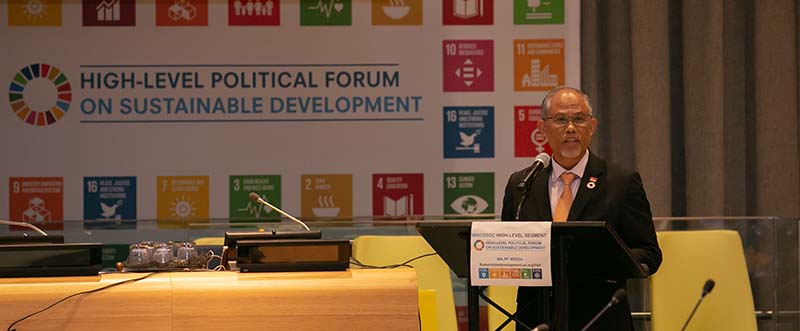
[
  {"xmin": 580, "ymin": 289, "xmax": 626, "ymax": 331},
  {"xmin": 532, "ymin": 323, "xmax": 549, "ymax": 331},
  {"xmin": 680, "ymin": 279, "xmax": 715, "ymax": 331},
  {"xmin": 515, "ymin": 153, "xmax": 551, "ymax": 220},
  {"xmin": 0, "ymin": 220, "xmax": 48, "ymax": 236},
  {"xmin": 702, "ymin": 278, "xmax": 715, "ymax": 296},
  {"xmin": 517, "ymin": 153, "xmax": 551, "ymax": 192},
  {"xmin": 248, "ymin": 192, "xmax": 311, "ymax": 231}
]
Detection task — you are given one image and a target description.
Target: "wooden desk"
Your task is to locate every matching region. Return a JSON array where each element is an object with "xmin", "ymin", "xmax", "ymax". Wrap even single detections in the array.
[{"xmin": 0, "ymin": 269, "xmax": 419, "ymax": 331}]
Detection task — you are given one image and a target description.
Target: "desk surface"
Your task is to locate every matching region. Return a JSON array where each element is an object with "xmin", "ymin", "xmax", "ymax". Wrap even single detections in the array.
[{"xmin": 0, "ymin": 269, "xmax": 419, "ymax": 331}]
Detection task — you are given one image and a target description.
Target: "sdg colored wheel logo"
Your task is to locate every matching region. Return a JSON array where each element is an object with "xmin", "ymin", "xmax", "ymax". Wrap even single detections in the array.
[{"xmin": 8, "ymin": 63, "xmax": 71, "ymax": 126}]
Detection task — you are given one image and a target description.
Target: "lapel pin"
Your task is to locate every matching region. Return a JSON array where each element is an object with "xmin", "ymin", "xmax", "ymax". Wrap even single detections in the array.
[{"xmin": 587, "ymin": 177, "xmax": 597, "ymax": 190}]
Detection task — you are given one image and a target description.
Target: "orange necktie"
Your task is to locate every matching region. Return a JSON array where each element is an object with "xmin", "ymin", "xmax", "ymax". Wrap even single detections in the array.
[{"xmin": 553, "ymin": 172, "xmax": 576, "ymax": 222}]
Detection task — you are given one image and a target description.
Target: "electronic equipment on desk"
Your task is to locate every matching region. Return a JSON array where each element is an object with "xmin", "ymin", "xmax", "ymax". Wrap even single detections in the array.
[
  {"xmin": 221, "ymin": 230, "xmax": 322, "ymax": 270},
  {"xmin": 0, "ymin": 220, "xmax": 102, "ymax": 278},
  {"xmin": 220, "ymin": 193, "xmax": 351, "ymax": 273},
  {"xmin": 122, "ymin": 240, "xmax": 214, "ymax": 272},
  {"xmin": 0, "ymin": 234, "xmax": 64, "ymax": 245},
  {"xmin": 236, "ymin": 238, "xmax": 351, "ymax": 272}
]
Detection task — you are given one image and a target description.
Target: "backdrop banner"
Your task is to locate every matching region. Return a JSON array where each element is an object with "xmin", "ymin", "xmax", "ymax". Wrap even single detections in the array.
[{"xmin": 1, "ymin": 0, "xmax": 579, "ymax": 226}]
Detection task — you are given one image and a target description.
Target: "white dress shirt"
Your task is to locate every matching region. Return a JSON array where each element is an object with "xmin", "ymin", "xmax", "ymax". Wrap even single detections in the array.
[{"xmin": 548, "ymin": 151, "xmax": 590, "ymax": 216}]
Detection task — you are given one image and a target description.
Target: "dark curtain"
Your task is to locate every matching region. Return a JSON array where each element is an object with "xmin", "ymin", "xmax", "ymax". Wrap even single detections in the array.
[{"xmin": 581, "ymin": 1, "xmax": 799, "ymax": 330}]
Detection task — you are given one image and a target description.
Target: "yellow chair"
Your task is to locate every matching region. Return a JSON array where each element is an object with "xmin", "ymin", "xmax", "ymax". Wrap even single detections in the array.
[
  {"xmin": 418, "ymin": 289, "xmax": 439, "ymax": 331},
  {"xmin": 486, "ymin": 286, "xmax": 518, "ymax": 331},
  {"xmin": 650, "ymin": 230, "xmax": 757, "ymax": 331},
  {"xmin": 352, "ymin": 235, "xmax": 457, "ymax": 331},
  {"xmin": 192, "ymin": 237, "xmax": 224, "ymax": 246}
]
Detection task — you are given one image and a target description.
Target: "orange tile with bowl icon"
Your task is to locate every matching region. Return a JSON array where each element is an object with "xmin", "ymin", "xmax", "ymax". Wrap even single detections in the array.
[
  {"xmin": 371, "ymin": 0, "xmax": 421, "ymax": 25},
  {"xmin": 301, "ymin": 174, "xmax": 352, "ymax": 219}
]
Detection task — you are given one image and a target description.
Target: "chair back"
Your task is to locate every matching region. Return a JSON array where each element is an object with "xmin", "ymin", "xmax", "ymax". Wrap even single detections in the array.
[
  {"xmin": 193, "ymin": 237, "xmax": 224, "ymax": 246},
  {"xmin": 352, "ymin": 235, "xmax": 457, "ymax": 331},
  {"xmin": 651, "ymin": 230, "xmax": 756, "ymax": 331},
  {"xmin": 487, "ymin": 286, "xmax": 518, "ymax": 331}
]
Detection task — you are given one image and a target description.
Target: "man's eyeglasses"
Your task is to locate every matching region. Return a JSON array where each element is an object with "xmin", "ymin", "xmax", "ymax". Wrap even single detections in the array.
[{"xmin": 543, "ymin": 113, "xmax": 593, "ymax": 127}]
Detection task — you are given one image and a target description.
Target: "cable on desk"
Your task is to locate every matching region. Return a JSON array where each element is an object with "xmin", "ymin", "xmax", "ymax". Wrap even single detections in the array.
[
  {"xmin": 7, "ymin": 272, "xmax": 159, "ymax": 331},
  {"xmin": 350, "ymin": 252, "xmax": 439, "ymax": 269}
]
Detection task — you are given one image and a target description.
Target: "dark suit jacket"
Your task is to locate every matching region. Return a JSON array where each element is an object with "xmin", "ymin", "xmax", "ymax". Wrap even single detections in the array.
[{"xmin": 501, "ymin": 152, "xmax": 662, "ymax": 331}]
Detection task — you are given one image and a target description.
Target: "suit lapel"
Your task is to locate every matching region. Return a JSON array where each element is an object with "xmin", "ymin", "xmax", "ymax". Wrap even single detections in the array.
[
  {"xmin": 533, "ymin": 164, "xmax": 552, "ymax": 220},
  {"xmin": 568, "ymin": 152, "xmax": 605, "ymax": 221}
]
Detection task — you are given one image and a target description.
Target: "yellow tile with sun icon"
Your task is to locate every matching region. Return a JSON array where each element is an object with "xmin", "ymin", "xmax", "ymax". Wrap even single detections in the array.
[
  {"xmin": 156, "ymin": 176, "xmax": 209, "ymax": 229},
  {"xmin": 8, "ymin": 0, "xmax": 62, "ymax": 26}
]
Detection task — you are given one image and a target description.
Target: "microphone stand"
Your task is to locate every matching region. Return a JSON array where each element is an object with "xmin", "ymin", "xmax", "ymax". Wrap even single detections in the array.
[
  {"xmin": 680, "ymin": 283, "xmax": 714, "ymax": 331},
  {"xmin": 514, "ymin": 167, "xmax": 540, "ymax": 221},
  {"xmin": 0, "ymin": 220, "xmax": 48, "ymax": 236},
  {"xmin": 579, "ymin": 290, "xmax": 626, "ymax": 331},
  {"xmin": 514, "ymin": 153, "xmax": 549, "ymax": 221},
  {"xmin": 515, "ymin": 182, "xmax": 533, "ymax": 221},
  {"xmin": 250, "ymin": 193, "xmax": 310, "ymax": 231},
  {"xmin": 512, "ymin": 165, "xmax": 556, "ymax": 329},
  {"xmin": 680, "ymin": 299, "xmax": 706, "ymax": 331},
  {"xmin": 579, "ymin": 301, "xmax": 614, "ymax": 331}
]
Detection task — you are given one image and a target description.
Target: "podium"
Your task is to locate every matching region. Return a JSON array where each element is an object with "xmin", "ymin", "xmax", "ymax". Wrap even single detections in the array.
[{"xmin": 417, "ymin": 221, "xmax": 648, "ymax": 331}]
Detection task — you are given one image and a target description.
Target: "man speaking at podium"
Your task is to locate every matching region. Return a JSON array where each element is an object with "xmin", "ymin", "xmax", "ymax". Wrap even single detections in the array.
[{"xmin": 501, "ymin": 86, "xmax": 662, "ymax": 331}]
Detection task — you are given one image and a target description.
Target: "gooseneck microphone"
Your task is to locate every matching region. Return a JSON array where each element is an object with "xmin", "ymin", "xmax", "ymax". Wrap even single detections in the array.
[
  {"xmin": 515, "ymin": 153, "xmax": 551, "ymax": 220},
  {"xmin": 702, "ymin": 278, "xmax": 715, "ymax": 296},
  {"xmin": 517, "ymin": 153, "xmax": 551, "ymax": 192},
  {"xmin": 680, "ymin": 279, "xmax": 716, "ymax": 331},
  {"xmin": 579, "ymin": 289, "xmax": 627, "ymax": 331},
  {"xmin": 0, "ymin": 220, "xmax": 48, "ymax": 236},
  {"xmin": 532, "ymin": 323, "xmax": 549, "ymax": 331},
  {"xmin": 248, "ymin": 192, "xmax": 311, "ymax": 231}
]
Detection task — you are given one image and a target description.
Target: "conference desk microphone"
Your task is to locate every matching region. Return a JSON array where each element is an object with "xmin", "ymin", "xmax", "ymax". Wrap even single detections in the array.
[
  {"xmin": 233, "ymin": 193, "xmax": 349, "ymax": 273},
  {"xmin": 680, "ymin": 279, "xmax": 716, "ymax": 331},
  {"xmin": 515, "ymin": 152, "xmax": 551, "ymax": 220},
  {"xmin": 579, "ymin": 289, "xmax": 627, "ymax": 331},
  {"xmin": 249, "ymin": 192, "xmax": 311, "ymax": 231},
  {"xmin": 0, "ymin": 220, "xmax": 49, "ymax": 236}
]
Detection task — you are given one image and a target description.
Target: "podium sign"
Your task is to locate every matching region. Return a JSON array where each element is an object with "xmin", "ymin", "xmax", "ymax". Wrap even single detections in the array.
[{"xmin": 469, "ymin": 221, "xmax": 552, "ymax": 286}]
